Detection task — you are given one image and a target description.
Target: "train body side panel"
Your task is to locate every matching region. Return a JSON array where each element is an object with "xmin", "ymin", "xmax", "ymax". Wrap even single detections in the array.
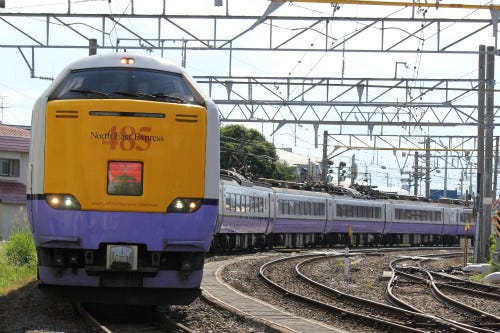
[
  {"xmin": 328, "ymin": 219, "xmax": 385, "ymax": 234},
  {"xmin": 216, "ymin": 182, "xmax": 272, "ymax": 234},
  {"xmin": 384, "ymin": 203, "xmax": 444, "ymax": 235}
]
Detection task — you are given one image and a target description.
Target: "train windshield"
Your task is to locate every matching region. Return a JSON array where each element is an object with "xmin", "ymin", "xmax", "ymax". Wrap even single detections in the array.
[{"xmin": 48, "ymin": 68, "xmax": 204, "ymax": 105}]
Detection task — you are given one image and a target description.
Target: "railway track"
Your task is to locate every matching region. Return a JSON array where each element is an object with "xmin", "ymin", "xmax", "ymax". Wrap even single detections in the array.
[
  {"xmin": 258, "ymin": 252, "xmax": 470, "ymax": 333},
  {"xmin": 429, "ymin": 270, "xmax": 500, "ymax": 301},
  {"xmin": 386, "ymin": 255, "xmax": 500, "ymax": 333},
  {"xmin": 75, "ymin": 303, "xmax": 197, "ymax": 333}
]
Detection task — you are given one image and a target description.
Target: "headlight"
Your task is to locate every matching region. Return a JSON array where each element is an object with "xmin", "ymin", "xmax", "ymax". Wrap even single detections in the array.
[
  {"xmin": 46, "ymin": 194, "xmax": 81, "ymax": 210},
  {"xmin": 167, "ymin": 198, "xmax": 202, "ymax": 213}
]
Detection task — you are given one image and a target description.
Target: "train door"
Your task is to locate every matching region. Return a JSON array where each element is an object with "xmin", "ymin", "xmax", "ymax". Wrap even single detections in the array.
[
  {"xmin": 446, "ymin": 207, "xmax": 456, "ymax": 235},
  {"xmin": 322, "ymin": 197, "xmax": 330, "ymax": 234},
  {"xmin": 264, "ymin": 191, "xmax": 273, "ymax": 234},
  {"xmin": 324, "ymin": 196, "xmax": 334, "ymax": 246},
  {"xmin": 438, "ymin": 207, "xmax": 446, "ymax": 237},
  {"xmin": 445, "ymin": 207, "xmax": 457, "ymax": 245},
  {"xmin": 379, "ymin": 203, "xmax": 387, "ymax": 244},
  {"xmin": 382, "ymin": 203, "xmax": 392, "ymax": 234},
  {"xmin": 214, "ymin": 182, "xmax": 225, "ymax": 233}
]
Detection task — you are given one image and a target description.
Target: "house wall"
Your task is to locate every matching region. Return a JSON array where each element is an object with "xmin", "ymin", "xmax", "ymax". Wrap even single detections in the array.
[
  {"xmin": 0, "ymin": 148, "xmax": 30, "ymax": 240},
  {"xmin": 0, "ymin": 204, "xmax": 28, "ymax": 241}
]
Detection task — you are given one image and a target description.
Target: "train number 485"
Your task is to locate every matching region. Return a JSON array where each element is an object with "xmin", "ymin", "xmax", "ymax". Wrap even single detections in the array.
[{"xmin": 102, "ymin": 125, "xmax": 152, "ymax": 151}]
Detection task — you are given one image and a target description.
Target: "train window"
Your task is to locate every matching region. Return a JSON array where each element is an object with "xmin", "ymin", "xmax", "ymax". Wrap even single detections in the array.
[
  {"xmin": 107, "ymin": 161, "xmax": 143, "ymax": 196},
  {"xmin": 243, "ymin": 195, "xmax": 247, "ymax": 213},
  {"xmin": 304, "ymin": 202, "xmax": 310, "ymax": 216},
  {"xmin": 240, "ymin": 195, "xmax": 245, "ymax": 212},
  {"xmin": 346, "ymin": 205, "xmax": 353, "ymax": 218},
  {"xmin": 460, "ymin": 212, "xmax": 473, "ymax": 223},
  {"xmin": 461, "ymin": 212, "xmax": 473, "ymax": 224},
  {"xmin": 285, "ymin": 200, "xmax": 290, "ymax": 214},
  {"xmin": 313, "ymin": 202, "xmax": 319, "ymax": 216},
  {"xmin": 336, "ymin": 204, "xmax": 342, "ymax": 217},
  {"xmin": 0, "ymin": 158, "xmax": 19, "ymax": 177},
  {"xmin": 339, "ymin": 204, "xmax": 346, "ymax": 217},
  {"xmin": 319, "ymin": 203, "xmax": 325, "ymax": 216},
  {"xmin": 224, "ymin": 192, "xmax": 231, "ymax": 211},
  {"xmin": 235, "ymin": 194, "xmax": 241, "ymax": 212},
  {"xmin": 48, "ymin": 68, "xmax": 204, "ymax": 105},
  {"xmin": 230, "ymin": 193, "xmax": 236, "ymax": 211},
  {"xmin": 299, "ymin": 201, "xmax": 305, "ymax": 215}
]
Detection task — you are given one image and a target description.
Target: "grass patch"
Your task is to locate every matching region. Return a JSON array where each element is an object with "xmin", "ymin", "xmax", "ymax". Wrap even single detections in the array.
[
  {"xmin": 0, "ymin": 228, "xmax": 37, "ymax": 296},
  {"xmin": 470, "ymin": 273, "xmax": 484, "ymax": 282}
]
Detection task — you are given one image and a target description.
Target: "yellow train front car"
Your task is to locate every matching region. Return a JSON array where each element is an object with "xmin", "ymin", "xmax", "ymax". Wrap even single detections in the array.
[{"xmin": 27, "ymin": 53, "xmax": 219, "ymax": 304}]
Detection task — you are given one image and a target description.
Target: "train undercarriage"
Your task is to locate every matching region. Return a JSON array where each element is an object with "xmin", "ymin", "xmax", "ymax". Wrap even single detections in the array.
[{"xmin": 211, "ymin": 232, "xmax": 467, "ymax": 251}]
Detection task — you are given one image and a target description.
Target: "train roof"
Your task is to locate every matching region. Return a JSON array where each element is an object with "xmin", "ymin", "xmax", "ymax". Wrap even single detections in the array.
[
  {"xmin": 35, "ymin": 52, "xmax": 212, "ymax": 108},
  {"xmin": 62, "ymin": 52, "xmax": 185, "ymax": 74},
  {"xmin": 220, "ymin": 170, "xmax": 472, "ymax": 207},
  {"xmin": 272, "ymin": 186, "xmax": 332, "ymax": 198}
]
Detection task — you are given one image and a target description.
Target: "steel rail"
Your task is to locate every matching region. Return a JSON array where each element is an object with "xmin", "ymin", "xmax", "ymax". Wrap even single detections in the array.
[
  {"xmin": 259, "ymin": 253, "xmax": 430, "ymax": 332},
  {"xmin": 386, "ymin": 256, "xmax": 499, "ymax": 333}
]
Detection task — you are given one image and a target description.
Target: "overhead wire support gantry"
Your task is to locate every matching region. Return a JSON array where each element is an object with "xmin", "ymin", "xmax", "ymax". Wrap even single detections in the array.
[
  {"xmin": 0, "ymin": 1, "xmax": 498, "ymax": 210},
  {"xmin": 272, "ymin": 0, "xmax": 500, "ymax": 11}
]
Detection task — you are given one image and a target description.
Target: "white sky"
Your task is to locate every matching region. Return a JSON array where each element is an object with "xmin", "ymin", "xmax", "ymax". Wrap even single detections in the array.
[{"xmin": 0, "ymin": 0, "xmax": 498, "ymax": 193}]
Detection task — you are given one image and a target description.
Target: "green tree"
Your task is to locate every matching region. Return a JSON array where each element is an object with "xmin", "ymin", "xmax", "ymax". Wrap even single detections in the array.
[
  {"xmin": 220, "ymin": 124, "xmax": 296, "ymax": 181},
  {"xmin": 273, "ymin": 160, "xmax": 297, "ymax": 181}
]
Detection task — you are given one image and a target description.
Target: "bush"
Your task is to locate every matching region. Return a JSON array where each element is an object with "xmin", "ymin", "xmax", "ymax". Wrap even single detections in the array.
[
  {"xmin": 5, "ymin": 228, "xmax": 36, "ymax": 266},
  {"xmin": 490, "ymin": 234, "xmax": 497, "ymax": 253}
]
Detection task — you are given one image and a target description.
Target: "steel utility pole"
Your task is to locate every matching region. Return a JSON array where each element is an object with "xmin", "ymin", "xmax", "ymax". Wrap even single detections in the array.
[
  {"xmin": 425, "ymin": 137, "xmax": 430, "ymax": 199},
  {"xmin": 494, "ymin": 136, "xmax": 500, "ymax": 264},
  {"xmin": 475, "ymin": 45, "xmax": 486, "ymax": 263},
  {"xmin": 414, "ymin": 152, "xmax": 419, "ymax": 196},
  {"xmin": 481, "ymin": 46, "xmax": 495, "ymax": 263},
  {"xmin": 494, "ymin": 137, "xmax": 499, "ymax": 203},
  {"xmin": 322, "ymin": 131, "xmax": 328, "ymax": 183},
  {"xmin": 0, "ymin": 97, "xmax": 3, "ymax": 123}
]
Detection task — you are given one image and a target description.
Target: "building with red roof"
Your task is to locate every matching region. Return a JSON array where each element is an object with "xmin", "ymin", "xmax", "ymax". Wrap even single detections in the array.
[{"xmin": 0, "ymin": 124, "xmax": 30, "ymax": 241}]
